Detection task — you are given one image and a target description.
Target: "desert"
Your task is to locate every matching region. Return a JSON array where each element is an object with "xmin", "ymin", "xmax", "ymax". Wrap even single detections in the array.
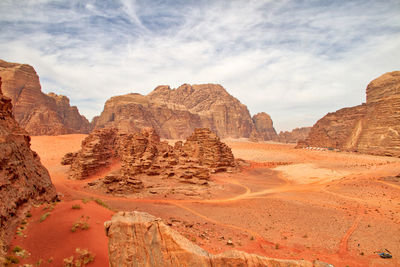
[
  {"xmin": 2, "ymin": 132, "xmax": 398, "ymax": 266},
  {"xmin": 1, "ymin": 1, "xmax": 400, "ymax": 267}
]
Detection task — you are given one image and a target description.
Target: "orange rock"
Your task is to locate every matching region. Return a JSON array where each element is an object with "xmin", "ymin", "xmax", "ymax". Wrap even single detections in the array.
[
  {"xmin": 0, "ymin": 59, "xmax": 90, "ymax": 135},
  {"xmin": 0, "ymin": 77, "xmax": 56, "ymax": 257},
  {"xmin": 250, "ymin": 112, "xmax": 278, "ymax": 141},
  {"xmin": 93, "ymin": 84, "xmax": 257, "ymax": 139},
  {"xmin": 299, "ymin": 71, "xmax": 400, "ymax": 157},
  {"xmin": 105, "ymin": 211, "xmax": 324, "ymax": 267},
  {"xmin": 65, "ymin": 128, "xmax": 235, "ymax": 192},
  {"xmin": 278, "ymin": 127, "xmax": 311, "ymax": 144}
]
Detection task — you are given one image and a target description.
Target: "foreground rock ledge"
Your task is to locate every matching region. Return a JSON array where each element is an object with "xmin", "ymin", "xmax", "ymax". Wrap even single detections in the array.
[{"xmin": 105, "ymin": 211, "xmax": 332, "ymax": 267}]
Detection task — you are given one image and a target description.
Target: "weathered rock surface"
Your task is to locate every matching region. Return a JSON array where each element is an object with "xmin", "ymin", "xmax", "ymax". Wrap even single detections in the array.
[
  {"xmin": 0, "ymin": 59, "xmax": 90, "ymax": 135},
  {"xmin": 357, "ymin": 71, "xmax": 400, "ymax": 156},
  {"xmin": 278, "ymin": 127, "xmax": 311, "ymax": 144},
  {"xmin": 250, "ymin": 112, "xmax": 278, "ymax": 141},
  {"xmin": 64, "ymin": 128, "xmax": 235, "ymax": 193},
  {"xmin": 92, "ymin": 84, "xmax": 256, "ymax": 139},
  {"xmin": 105, "ymin": 211, "xmax": 328, "ymax": 267},
  {"xmin": 299, "ymin": 71, "xmax": 400, "ymax": 157},
  {"xmin": 0, "ymin": 77, "xmax": 57, "ymax": 257},
  {"xmin": 65, "ymin": 128, "xmax": 119, "ymax": 180}
]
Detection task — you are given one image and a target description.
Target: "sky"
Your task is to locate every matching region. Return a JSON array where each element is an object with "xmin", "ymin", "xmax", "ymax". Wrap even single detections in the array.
[{"xmin": 0, "ymin": 0, "xmax": 399, "ymax": 132}]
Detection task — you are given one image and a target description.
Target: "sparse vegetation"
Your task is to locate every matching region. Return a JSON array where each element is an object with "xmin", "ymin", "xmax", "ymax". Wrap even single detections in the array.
[
  {"xmin": 302, "ymin": 234, "xmax": 308, "ymax": 238},
  {"xmin": 12, "ymin": 246, "xmax": 22, "ymax": 253},
  {"xmin": 250, "ymin": 236, "xmax": 254, "ymax": 240},
  {"xmin": 26, "ymin": 212, "xmax": 32, "ymax": 218},
  {"xmin": 275, "ymin": 243, "xmax": 280, "ymax": 249},
  {"xmin": 94, "ymin": 198, "xmax": 113, "ymax": 210},
  {"xmin": 72, "ymin": 204, "xmax": 82, "ymax": 210},
  {"xmin": 4, "ymin": 255, "xmax": 19, "ymax": 265},
  {"xmin": 63, "ymin": 248, "xmax": 95, "ymax": 267},
  {"xmin": 82, "ymin": 198, "xmax": 91, "ymax": 204},
  {"xmin": 71, "ymin": 216, "xmax": 90, "ymax": 232},
  {"xmin": 39, "ymin": 212, "xmax": 51, "ymax": 222}
]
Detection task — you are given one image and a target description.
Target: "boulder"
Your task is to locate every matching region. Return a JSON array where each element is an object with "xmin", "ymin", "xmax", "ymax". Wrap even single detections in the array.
[{"xmin": 105, "ymin": 211, "xmax": 325, "ymax": 267}]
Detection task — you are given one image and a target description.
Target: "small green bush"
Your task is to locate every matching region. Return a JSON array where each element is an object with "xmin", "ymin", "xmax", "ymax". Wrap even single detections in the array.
[
  {"xmin": 12, "ymin": 246, "xmax": 22, "ymax": 253},
  {"xmin": 72, "ymin": 204, "xmax": 82, "ymax": 210},
  {"xmin": 39, "ymin": 212, "xmax": 51, "ymax": 222}
]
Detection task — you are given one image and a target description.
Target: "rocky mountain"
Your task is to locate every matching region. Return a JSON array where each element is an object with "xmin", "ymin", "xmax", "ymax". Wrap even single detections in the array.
[
  {"xmin": 250, "ymin": 112, "xmax": 278, "ymax": 141},
  {"xmin": 299, "ymin": 71, "xmax": 400, "ymax": 157},
  {"xmin": 0, "ymin": 77, "xmax": 57, "ymax": 258},
  {"xmin": 0, "ymin": 59, "xmax": 90, "ymax": 135},
  {"xmin": 105, "ymin": 211, "xmax": 329, "ymax": 267},
  {"xmin": 92, "ymin": 84, "xmax": 271, "ymax": 140},
  {"xmin": 277, "ymin": 127, "xmax": 311, "ymax": 144}
]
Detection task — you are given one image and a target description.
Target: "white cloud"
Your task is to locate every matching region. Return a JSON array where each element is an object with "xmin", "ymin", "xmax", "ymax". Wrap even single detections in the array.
[{"xmin": 0, "ymin": 0, "xmax": 399, "ymax": 131}]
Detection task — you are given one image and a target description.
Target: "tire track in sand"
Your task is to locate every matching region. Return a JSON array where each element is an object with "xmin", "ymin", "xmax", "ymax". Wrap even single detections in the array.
[{"xmin": 338, "ymin": 206, "xmax": 363, "ymax": 255}]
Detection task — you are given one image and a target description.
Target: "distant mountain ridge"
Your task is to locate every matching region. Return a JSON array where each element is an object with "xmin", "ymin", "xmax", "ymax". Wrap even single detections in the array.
[{"xmin": 92, "ymin": 83, "xmax": 278, "ymax": 140}]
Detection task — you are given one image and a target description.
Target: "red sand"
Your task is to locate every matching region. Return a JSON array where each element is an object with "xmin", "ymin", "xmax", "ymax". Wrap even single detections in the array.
[{"xmin": 8, "ymin": 135, "xmax": 400, "ymax": 266}]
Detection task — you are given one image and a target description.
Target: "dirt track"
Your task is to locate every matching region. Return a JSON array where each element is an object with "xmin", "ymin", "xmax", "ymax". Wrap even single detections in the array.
[{"xmin": 10, "ymin": 135, "xmax": 400, "ymax": 267}]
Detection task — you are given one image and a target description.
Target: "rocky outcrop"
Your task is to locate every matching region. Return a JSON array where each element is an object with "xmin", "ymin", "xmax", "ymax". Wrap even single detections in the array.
[
  {"xmin": 0, "ymin": 59, "xmax": 90, "ymax": 135},
  {"xmin": 250, "ymin": 112, "xmax": 278, "ymax": 141},
  {"xmin": 0, "ymin": 77, "xmax": 57, "ymax": 257},
  {"xmin": 357, "ymin": 72, "xmax": 400, "ymax": 156},
  {"xmin": 92, "ymin": 84, "xmax": 256, "ymax": 139},
  {"xmin": 105, "ymin": 211, "xmax": 328, "ymax": 267},
  {"xmin": 277, "ymin": 127, "xmax": 311, "ymax": 144},
  {"xmin": 299, "ymin": 71, "xmax": 400, "ymax": 157},
  {"xmin": 65, "ymin": 128, "xmax": 119, "ymax": 180},
  {"xmin": 299, "ymin": 105, "xmax": 367, "ymax": 149},
  {"xmin": 63, "ymin": 128, "xmax": 235, "ymax": 193}
]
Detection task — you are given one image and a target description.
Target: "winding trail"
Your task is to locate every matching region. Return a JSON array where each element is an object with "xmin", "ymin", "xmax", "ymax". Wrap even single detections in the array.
[{"xmin": 338, "ymin": 207, "xmax": 364, "ymax": 255}]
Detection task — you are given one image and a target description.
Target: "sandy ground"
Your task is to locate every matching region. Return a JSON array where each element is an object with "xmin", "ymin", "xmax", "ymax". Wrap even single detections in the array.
[{"xmin": 7, "ymin": 135, "xmax": 400, "ymax": 267}]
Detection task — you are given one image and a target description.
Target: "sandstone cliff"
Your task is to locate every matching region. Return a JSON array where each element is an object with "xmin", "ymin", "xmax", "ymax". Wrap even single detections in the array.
[
  {"xmin": 0, "ymin": 59, "xmax": 90, "ymax": 135},
  {"xmin": 105, "ymin": 211, "xmax": 330, "ymax": 267},
  {"xmin": 299, "ymin": 71, "xmax": 400, "ymax": 157},
  {"xmin": 357, "ymin": 71, "xmax": 400, "ymax": 156},
  {"xmin": 92, "ymin": 84, "xmax": 256, "ymax": 139},
  {"xmin": 0, "ymin": 77, "xmax": 57, "ymax": 258},
  {"xmin": 278, "ymin": 127, "xmax": 311, "ymax": 144},
  {"xmin": 63, "ymin": 128, "xmax": 235, "ymax": 193},
  {"xmin": 250, "ymin": 112, "xmax": 278, "ymax": 141}
]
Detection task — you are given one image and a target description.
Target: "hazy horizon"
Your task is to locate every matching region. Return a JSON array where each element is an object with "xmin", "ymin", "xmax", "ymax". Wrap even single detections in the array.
[{"xmin": 0, "ymin": 0, "xmax": 399, "ymax": 132}]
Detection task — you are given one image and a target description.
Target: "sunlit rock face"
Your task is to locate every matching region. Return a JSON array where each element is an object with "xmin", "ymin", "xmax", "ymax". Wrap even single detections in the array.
[
  {"xmin": 0, "ymin": 59, "xmax": 90, "ymax": 135},
  {"xmin": 299, "ymin": 71, "xmax": 400, "ymax": 157}
]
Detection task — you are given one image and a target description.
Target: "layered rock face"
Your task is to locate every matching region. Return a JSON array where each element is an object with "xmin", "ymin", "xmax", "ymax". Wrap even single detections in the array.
[
  {"xmin": 92, "ymin": 84, "xmax": 256, "ymax": 139},
  {"xmin": 105, "ymin": 211, "xmax": 327, "ymax": 267},
  {"xmin": 299, "ymin": 71, "xmax": 400, "ymax": 157},
  {"xmin": 278, "ymin": 127, "xmax": 311, "ymax": 144},
  {"xmin": 357, "ymin": 72, "xmax": 400, "ymax": 156},
  {"xmin": 0, "ymin": 59, "xmax": 90, "ymax": 135},
  {"xmin": 250, "ymin": 112, "xmax": 278, "ymax": 141},
  {"xmin": 0, "ymin": 78, "xmax": 57, "ymax": 257},
  {"xmin": 63, "ymin": 128, "xmax": 235, "ymax": 193}
]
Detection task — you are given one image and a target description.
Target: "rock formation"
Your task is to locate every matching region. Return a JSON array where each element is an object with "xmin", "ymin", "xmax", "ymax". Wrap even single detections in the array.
[
  {"xmin": 278, "ymin": 127, "xmax": 311, "ymax": 144},
  {"xmin": 105, "ymin": 211, "xmax": 329, "ymax": 267},
  {"xmin": 357, "ymin": 71, "xmax": 400, "ymax": 156},
  {"xmin": 299, "ymin": 71, "xmax": 400, "ymax": 157},
  {"xmin": 0, "ymin": 77, "xmax": 57, "ymax": 258},
  {"xmin": 92, "ymin": 84, "xmax": 257, "ymax": 139},
  {"xmin": 249, "ymin": 112, "xmax": 278, "ymax": 141},
  {"xmin": 63, "ymin": 128, "xmax": 235, "ymax": 193},
  {"xmin": 0, "ymin": 59, "xmax": 90, "ymax": 135}
]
